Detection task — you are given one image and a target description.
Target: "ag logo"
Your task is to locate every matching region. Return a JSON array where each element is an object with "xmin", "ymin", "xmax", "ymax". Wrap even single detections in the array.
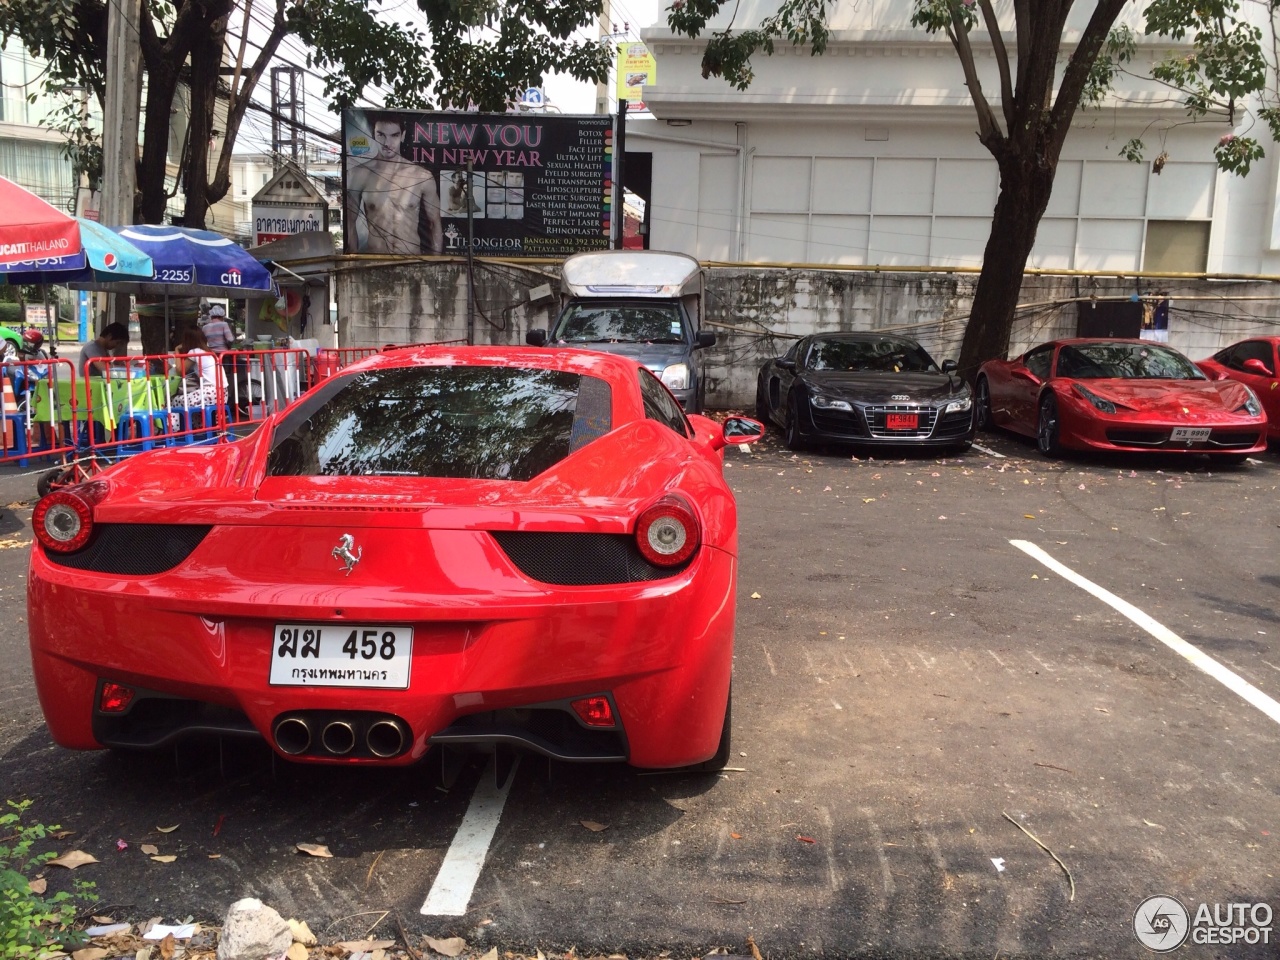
[{"xmin": 1134, "ymin": 895, "xmax": 1190, "ymax": 952}]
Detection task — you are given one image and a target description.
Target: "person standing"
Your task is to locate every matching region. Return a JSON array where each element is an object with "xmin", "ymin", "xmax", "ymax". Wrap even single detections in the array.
[
  {"xmin": 77, "ymin": 322, "xmax": 128, "ymax": 379},
  {"xmin": 202, "ymin": 304, "xmax": 235, "ymax": 352},
  {"xmin": 345, "ymin": 114, "xmax": 443, "ymax": 255}
]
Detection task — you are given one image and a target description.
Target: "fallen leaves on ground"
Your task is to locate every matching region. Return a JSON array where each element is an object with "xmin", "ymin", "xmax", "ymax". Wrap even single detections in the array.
[
  {"xmin": 48, "ymin": 850, "xmax": 98, "ymax": 869},
  {"xmin": 28, "ymin": 877, "xmax": 46, "ymax": 894},
  {"xmin": 140, "ymin": 844, "xmax": 159, "ymax": 856},
  {"xmin": 425, "ymin": 936, "xmax": 467, "ymax": 956},
  {"xmin": 151, "ymin": 855, "xmax": 177, "ymax": 863},
  {"xmin": 795, "ymin": 835, "xmax": 816, "ymax": 844},
  {"xmin": 156, "ymin": 824, "xmax": 179, "ymax": 833},
  {"xmin": 580, "ymin": 820, "xmax": 608, "ymax": 832},
  {"xmin": 296, "ymin": 843, "xmax": 333, "ymax": 858},
  {"xmin": 0, "ymin": 537, "xmax": 31, "ymax": 549}
]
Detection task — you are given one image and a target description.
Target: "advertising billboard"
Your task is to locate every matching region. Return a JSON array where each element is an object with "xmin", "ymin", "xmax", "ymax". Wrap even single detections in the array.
[
  {"xmin": 342, "ymin": 110, "xmax": 614, "ymax": 258},
  {"xmin": 616, "ymin": 42, "xmax": 656, "ymax": 113}
]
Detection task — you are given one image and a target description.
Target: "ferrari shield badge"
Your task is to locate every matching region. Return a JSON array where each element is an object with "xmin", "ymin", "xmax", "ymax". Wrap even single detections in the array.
[{"xmin": 331, "ymin": 533, "xmax": 362, "ymax": 575}]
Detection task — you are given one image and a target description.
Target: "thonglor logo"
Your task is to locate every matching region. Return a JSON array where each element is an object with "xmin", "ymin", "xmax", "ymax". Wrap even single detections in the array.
[{"xmin": 220, "ymin": 267, "xmax": 243, "ymax": 286}]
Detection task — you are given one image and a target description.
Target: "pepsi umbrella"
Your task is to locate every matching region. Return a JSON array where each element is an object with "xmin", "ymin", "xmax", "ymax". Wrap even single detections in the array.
[
  {"xmin": 0, "ymin": 217, "xmax": 154, "ymax": 284},
  {"xmin": 77, "ymin": 225, "xmax": 275, "ymax": 297},
  {"xmin": 0, "ymin": 175, "xmax": 81, "ymax": 267}
]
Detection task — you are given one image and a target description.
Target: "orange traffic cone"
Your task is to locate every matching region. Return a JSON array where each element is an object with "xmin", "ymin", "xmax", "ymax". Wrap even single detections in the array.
[{"xmin": 1, "ymin": 375, "xmax": 17, "ymax": 452}]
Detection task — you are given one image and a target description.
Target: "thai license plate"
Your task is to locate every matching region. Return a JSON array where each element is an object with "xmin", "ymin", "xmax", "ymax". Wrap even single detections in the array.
[
  {"xmin": 1170, "ymin": 427, "xmax": 1211, "ymax": 442},
  {"xmin": 885, "ymin": 413, "xmax": 919, "ymax": 430},
  {"xmin": 269, "ymin": 623, "xmax": 413, "ymax": 688}
]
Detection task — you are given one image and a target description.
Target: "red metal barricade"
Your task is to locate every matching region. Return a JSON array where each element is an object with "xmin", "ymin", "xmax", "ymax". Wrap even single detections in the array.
[
  {"xmin": 0, "ymin": 357, "xmax": 81, "ymax": 467},
  {"xmin": 315, "ymin": 341, "xmax": 469, "ymax": 381}
]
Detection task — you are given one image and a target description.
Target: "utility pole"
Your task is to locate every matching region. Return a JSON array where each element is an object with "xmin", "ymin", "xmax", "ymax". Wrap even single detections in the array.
[
  {"xmin": 100, "ymin": 0, "xmax": 142, "ymax": 333},
  {"xmin": 271, "ymin": 66, "xmax": 306, "ymax": 171},
  {"xmin": 595, "ymin": 0, "xmax": 610, "ymax": 115}
]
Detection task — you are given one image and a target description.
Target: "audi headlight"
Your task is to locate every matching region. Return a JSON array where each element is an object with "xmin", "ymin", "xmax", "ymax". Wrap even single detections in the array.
[
  {"xmin": 945, "ymin": 395, "xmax": 972, "ymax": 414},
  {"xmin": 660, "ymin": 363, "xmax": 690, "ymax": 391},
  {"xmin": 1073, "ymin": 383, "xmax": 1116, "ymax": 414},
  {"xmin": 811, "ymin": 394, "xmax": 853, "ymax": 412}
]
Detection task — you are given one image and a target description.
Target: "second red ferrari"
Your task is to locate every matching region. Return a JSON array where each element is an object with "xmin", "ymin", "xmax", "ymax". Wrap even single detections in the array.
[{"xmin": 976, "ymin": 338, "xmax": 1268, "ymax": 463}]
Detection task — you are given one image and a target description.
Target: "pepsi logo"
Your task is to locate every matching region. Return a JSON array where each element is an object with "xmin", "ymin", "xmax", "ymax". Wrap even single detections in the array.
[{"xmin": 103, "ymin": 253, "xmax": 118, "ymax": 270}]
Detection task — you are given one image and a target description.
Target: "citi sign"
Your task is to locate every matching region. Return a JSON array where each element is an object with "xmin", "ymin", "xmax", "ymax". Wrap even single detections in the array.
[{"xmin": 220, "ymin": 268, "xmax": 242, "ymax": 286}]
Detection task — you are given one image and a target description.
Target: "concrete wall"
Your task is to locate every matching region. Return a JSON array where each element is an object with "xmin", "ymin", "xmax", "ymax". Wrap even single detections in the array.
[{"xmin": 336, "ymin": 259, "xmax": 1280, "ymax": 408}]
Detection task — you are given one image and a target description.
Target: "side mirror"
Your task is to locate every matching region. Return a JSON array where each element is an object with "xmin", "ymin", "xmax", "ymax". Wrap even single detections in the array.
[
  {"xmin": 941, "ymin": 359, "xmax": 959, "ymax": 374},
  {"xmin": 526, "ymin": 329, "xmax": 547, "ymax": 347},
  {"xmin": 710, "ymin": 416, "xmax": 766, "ymax": 451},
  {"xmin": 694, "ymin": 331, "xmax": 717, "ymax": 349},
  {"xmin": 776, "ymin": 358, "xmax": 796, "ymax": 371},
  {"xmin": 1242, "ymin": 358, "xmax": 1274, "ymax": 376}
]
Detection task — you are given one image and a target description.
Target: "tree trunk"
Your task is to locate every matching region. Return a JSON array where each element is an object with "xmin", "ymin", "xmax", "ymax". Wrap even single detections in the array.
[
  {"xmin": 180, "ymin": 2, "xmax": 231, "ymax": 229},
  {"xmin": 957, "ymin": 151, "xmax": 1057, "ymax": 383},
  {"xmin": 137, "ymin": 65, "xmax": 180, "ymax": 225}
]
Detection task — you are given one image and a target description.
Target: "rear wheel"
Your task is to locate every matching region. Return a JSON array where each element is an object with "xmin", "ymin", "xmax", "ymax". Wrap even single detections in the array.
[
  {"xmin": 1037, "ymin": 393, "xmax": 1061, "ymax": 456},
  {"xmin": 784, "ymin": 394, "xmax": 805, "ymax": 451},
  {"xmin": 1210, "ymin": 453, "xmax": 1250, "ymax": 466},
  {"xmin": 755, "ymin": 381, "xmax": 770, "ymax": 423},
  {"xmin": 36, "ymin": 467, "xmax": 73, "ymax": 498},
  {"xmin": 975, "ymin": 377, "xmax": 993, "ymax": 432}
]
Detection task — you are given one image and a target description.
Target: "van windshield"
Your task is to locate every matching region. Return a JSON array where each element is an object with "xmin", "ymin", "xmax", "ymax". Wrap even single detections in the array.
[{"xmin": 554, "ymin": 302, "xmax": 686, "ymax": 345}]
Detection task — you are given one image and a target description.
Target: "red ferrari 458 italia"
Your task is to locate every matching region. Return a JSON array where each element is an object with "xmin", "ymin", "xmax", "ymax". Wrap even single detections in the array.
[
  {"xmin": 28, "ymin": 347, "xmax": 764, "ymax": 770},
  {"xmin": 1196, "ymin": 336, "xmax": 1280, "ymax": 442},
  {"xmin": 976, "ymin": 338, "xmax": 1268, "ymax": 463}
]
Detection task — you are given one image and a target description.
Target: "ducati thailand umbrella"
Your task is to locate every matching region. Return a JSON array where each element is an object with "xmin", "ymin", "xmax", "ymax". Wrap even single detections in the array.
[
  {"xmin": 0, "ymin": 175, "xmax": 82, "ymax": 267},
  {"xmin": 0, "ymin": 217, "xmax": 154, "ymax": 284}
]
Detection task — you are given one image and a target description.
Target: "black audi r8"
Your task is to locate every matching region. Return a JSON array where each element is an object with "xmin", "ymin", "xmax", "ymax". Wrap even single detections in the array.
[{"xmin": 755, "ymin": 333, "xmax": 975, "ymax": 451}]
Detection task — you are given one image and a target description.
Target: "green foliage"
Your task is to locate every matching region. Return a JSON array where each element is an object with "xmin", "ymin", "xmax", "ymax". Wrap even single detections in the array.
[
  {"xmin": 293, "ymin": 0, "xmax": 611, "ymax": 111},
  {"xmin": 1081, "ymin": 25, "xmax": 1136, "ymax": 108},
  {"xmin": 1119, "ymin": 137, "xmax": 1145, "ymax": 162},
  {"xmin": 909, "ymin": 0, "xmax": 977, "ymax": 37},
  {"xmin": 667, "ymin": 0, "xmax": 831, "ymax": 89},
  {"xmin": 1213, "ymin": 132, "xmax": 1264, "ymax": 174},
  {"xmin": 0, "ymin": 800, "xmax": 97, "ymax": 960},
  {"xmin": 1148, "ymin": 0, "xmax": 1266, "ymax": 118}
]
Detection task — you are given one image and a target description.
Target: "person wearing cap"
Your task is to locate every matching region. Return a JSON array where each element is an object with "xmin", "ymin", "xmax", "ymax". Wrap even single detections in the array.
[{"xmin": 203, "ymin": 304, "xmax": 234, "ymax": 353}]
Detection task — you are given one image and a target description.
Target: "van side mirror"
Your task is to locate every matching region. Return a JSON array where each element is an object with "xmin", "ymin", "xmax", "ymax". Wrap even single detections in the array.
[
  {"xmin": 694, "ymin": 331, "xmax": 717, "ymax": 349},
  {"xmin": 941, "ymin": 359, "xmax": 958, "ymax": 374},
  {"xmin": 526, "ymin": 329, "xmax": 547, "ymax": 347}
]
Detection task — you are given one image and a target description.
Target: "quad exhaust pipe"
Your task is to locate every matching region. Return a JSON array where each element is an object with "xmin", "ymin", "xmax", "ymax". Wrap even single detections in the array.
[{"xmin": 273, "ymin": 713, "xmax": 410, "ymax": 759}]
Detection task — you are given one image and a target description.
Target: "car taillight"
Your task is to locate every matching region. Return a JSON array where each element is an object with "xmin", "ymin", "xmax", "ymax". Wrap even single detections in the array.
[
  {"xmin": 635, "ymin": 495, "xmax": 700, "ymax": 567},
  {"xmin": 570, "ymin": 696, "xmax": 616, "ymax": 727},
  {"xmin": 32, "ymin": 488, "xmax": 98, "ymax": 553},
  {"xmin": 99, "ymin": 682, "xmax": 134, "ymax": 713}
]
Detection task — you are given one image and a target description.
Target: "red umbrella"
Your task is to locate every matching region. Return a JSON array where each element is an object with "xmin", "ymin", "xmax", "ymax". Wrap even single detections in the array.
[{"xmin": 0, "ymin": 176, "xmax": 82, "ymax": 267}]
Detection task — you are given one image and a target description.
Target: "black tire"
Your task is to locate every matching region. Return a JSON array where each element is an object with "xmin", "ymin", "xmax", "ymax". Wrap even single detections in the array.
[
  {"xmin": 694, "ymin": 688, "xmax": 732, "ymax": 772},
  {"xmin": 36, "ymin": 467, "xmax": 72, "ymax": 498},
  {"xmin": 784, "ymin": 393, "xmax": 805, "ymax": 451},
  {"xmin": 975, "ymin": 377, "xmax": 993, "ymax": 432},
  {"xmin": 755, "ymin": 381, "xmax": 770, "ymax": 424},
  {"xmin": 1037, "ymin": 393, "xmax": 1061, "ymax": 456},
  {"xmin": 1210, "ymin": 453, "xmax": 1250, "ymax": 466}
]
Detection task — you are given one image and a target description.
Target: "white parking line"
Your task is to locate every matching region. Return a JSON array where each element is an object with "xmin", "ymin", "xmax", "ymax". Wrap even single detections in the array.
[
  {"xmin": 421, "ymin": 755, "xmax": 520, "ymax": 916},
  {"xmin": 971, "ymin": 443, "xmax": 1006, "ymax": 459},
  {"xmin": 1010, "ymin": 540, "xmax": 1280, "ymax": 728}
]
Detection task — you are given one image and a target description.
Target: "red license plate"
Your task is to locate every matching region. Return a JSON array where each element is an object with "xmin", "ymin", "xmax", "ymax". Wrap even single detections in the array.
[{"xmin": 885, "ymin": 413, "xmax": 919, "ymax": 430}]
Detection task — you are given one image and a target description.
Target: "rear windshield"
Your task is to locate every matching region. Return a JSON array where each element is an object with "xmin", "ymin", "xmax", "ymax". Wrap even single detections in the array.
[
  {"xmin": 266, "ymin": 366, "xmax": 612, "ymax": 480},
  {"xmin": 807, "ymin": 338, "xmax": 938, "ymax": 373},
  {"xmin": 1056, "ymin": 343, "xmax": 1205, "ymax": 380},
  {"xmin": 553, "ymin": 302, "xmax": 686, "ymax": 345}
]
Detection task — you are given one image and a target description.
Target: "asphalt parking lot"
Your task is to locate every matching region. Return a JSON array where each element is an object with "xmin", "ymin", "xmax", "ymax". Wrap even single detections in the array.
[{"xmin": 1, "ymin": 427, "xmax": 1279, "ymax": 959}]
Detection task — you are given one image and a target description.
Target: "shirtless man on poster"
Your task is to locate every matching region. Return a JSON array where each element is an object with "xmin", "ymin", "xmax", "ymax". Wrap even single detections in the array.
[{"xmin": 346, "ymin": 115, "xmax": 444, "ymax": 254}]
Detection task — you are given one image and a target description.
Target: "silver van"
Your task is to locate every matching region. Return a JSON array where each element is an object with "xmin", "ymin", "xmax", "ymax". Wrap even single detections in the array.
[{"xmin": 526, "ymin": 250, "xmax": 716, "ymax": 413}]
